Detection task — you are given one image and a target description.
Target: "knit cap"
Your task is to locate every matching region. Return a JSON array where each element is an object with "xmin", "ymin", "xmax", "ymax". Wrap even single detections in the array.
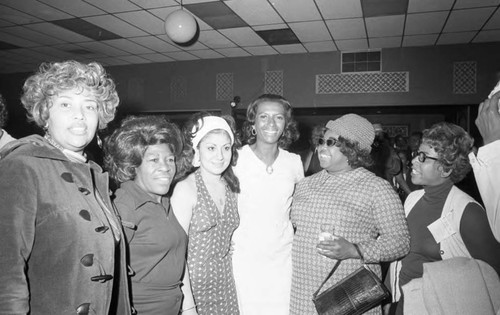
[{"xmin": 325, "ymin": 114, "xmax": 375, "ymax": 152}]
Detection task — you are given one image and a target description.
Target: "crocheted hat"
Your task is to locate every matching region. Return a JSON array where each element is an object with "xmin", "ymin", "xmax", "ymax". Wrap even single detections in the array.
[{"xmin": 325, "ymin": 114, "xmax": 375, "ymax": 152}]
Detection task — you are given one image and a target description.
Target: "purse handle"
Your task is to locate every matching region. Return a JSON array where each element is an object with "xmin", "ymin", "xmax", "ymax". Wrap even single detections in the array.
[{"xmin": 313, "ymin": 243, "xmax": 364, "ymax": 298}]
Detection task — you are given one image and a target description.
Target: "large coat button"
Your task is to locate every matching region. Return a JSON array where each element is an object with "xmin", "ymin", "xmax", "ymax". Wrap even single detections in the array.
[
  {"xmin": 79, "ymin": 210, "xmax": 91, "ymax": 221},
  {"xmin": 61, "ymin": 172, "xmax": 74, "ymax": 183},
  {"xmin": 80, "ymin": 254, "xmax": 94, "ymax": 267}
]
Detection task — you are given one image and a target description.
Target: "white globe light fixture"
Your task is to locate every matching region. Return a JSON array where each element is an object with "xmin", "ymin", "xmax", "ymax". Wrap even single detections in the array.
[{"xmin": 165, "ymin": 9, "xmax": 197, "ymax": 44}]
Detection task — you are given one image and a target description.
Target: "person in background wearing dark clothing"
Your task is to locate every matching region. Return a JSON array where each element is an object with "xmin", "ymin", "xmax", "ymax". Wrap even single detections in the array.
[
  {"xmin": 104, "ymin": 115, "xmax": 192, "ymax": 315},
  {"xmin": 302, "ymin": 124, "xmax": 324, "ymax": 176},
  {"xmin": 389, "ymin": 122, "xmax": 500, "ymax": 315},
  {"xmin": 0, "ymin": 93, "xmax": 15, "ymax": 149},
  {"xmin": 0, "ymin": 60, "xmax": 132, "ymax": 315}
]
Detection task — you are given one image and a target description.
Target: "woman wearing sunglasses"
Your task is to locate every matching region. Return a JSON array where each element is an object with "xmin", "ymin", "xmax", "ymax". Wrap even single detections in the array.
[
  {"xmin": 290, "ymin": 114, "xmax": 410, "ymax": 315},
  {"xmin": 389, "ymin": 122, "xmax": 500, "ymax": 314}
]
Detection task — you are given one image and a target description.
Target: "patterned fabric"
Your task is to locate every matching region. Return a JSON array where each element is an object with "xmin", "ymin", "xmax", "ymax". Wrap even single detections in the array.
[
  {"xmin": 188, "ymin": 169, "xmax": 240, "ymax": 315},
  {"xmin": 290, "ymin": 168, "xmax": 410, "ymax": 315}
]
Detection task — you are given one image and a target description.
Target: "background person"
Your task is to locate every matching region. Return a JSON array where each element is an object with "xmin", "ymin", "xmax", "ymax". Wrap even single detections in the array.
[
  {"xmin": 104, "ymin": 115, "xmax": 192, "ymax": 315},
  {"xmin": 390, "ymin": 122, "xmax": 500, "ymax": 314},
  {"xmin": 469, "ymin": 91, "xmax": 500, "ymax": 242},
  {"xmin": 0, "ymin": 60, "xmax": 131, "ymax": 315},
  {"xmin": 172, "ymin": 114, "xmax": 240, "ymax": 315},
  {"xmin": 0, "ymin": 93, "xmax": 15, "ymax": 148},
  {"xmin": 232, "ymin": 94, "xmax": 304, "ymax": 315}
]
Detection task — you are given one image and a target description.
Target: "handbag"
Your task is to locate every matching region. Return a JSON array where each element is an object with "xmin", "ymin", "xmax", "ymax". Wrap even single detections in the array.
[{"xmin": 312, "ymin": 244, "xmax": 390, "ymax": 315}]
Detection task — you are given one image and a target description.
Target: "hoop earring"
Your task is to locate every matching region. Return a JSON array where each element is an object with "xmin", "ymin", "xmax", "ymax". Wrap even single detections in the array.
[
  {"xmin": 251, "ymin": 127, "xmax": 256, "ymax": 136},
  {"xmin": 96, "ymin": 133, "xmax": 103, "ymax": 149}
]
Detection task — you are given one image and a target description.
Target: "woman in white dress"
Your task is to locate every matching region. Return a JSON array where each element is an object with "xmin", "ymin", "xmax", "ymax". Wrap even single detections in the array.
[{"xmin": 232, "ymin": 94, "xmax": 304, "ymax": 315}]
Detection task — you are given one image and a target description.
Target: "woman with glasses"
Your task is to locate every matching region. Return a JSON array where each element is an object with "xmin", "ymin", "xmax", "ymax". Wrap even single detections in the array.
[
  {"xmin": 389, "ymin": 122, "xmax": 500, "ymax": 315},
  {"xmin": 290, "ymin": 114, "xmax": 410, "ymax": 315}
]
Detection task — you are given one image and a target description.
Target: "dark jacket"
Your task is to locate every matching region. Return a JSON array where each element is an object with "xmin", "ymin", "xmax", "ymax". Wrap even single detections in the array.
[{"xmin": 0, "ymin": 135, "xmax": 132, "ymax": 315}]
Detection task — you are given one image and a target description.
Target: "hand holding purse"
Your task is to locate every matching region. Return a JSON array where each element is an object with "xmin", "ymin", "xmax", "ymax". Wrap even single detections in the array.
[{"xmin": 312, "ymin": 244, "xmax": 390, "ymax": 315}]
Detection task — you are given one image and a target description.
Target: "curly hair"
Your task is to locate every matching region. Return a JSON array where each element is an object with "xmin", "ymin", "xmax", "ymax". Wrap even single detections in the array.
[
  {"xmin": 21, "ymin": 60, "xmax": 119, "ymax": 130},
  {"xmin": 183, "ymin": 111, "xmax": 241, "ymax": 193},
  {"xmin": 422, "ymin": 122, "xmax": 474, "ymax": 183},
  {"xmin": 0, "ymin": 94, "xmax": 7, "ymax": 128},
  {"xmin": 241, "ymin": 94, "xmax": 299, "ymax": 149},
  {"xmin": 335, "ymin": 136, "xmax": 374, "ymax": 169},
  {"xmin": 104, "ymin": 115, "xmax": 192, "ymax": 186}
]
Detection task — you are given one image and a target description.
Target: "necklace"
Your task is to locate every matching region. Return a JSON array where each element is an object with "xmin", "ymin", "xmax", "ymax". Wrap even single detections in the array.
[
  {"xmin": 266, "ymin": 165, "xmax": 273, "ymax": 174},
  {"xmin": 252, "ymin": 146, "xmax": 278, "ymax": 175}
]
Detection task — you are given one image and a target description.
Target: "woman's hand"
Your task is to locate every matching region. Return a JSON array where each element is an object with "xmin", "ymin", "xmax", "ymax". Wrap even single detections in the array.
[{"xmin": 316, "ymin": 236, "xmax": 359, "ymax": 260}]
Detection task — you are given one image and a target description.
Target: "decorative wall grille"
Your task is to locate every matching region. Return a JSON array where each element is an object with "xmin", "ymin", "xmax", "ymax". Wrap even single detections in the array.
[
  {"xmin": 170, "ymin": 76, "xmax": 187, "ymax": 101},
  {"xmin": 453, "ymin": 61, "xmax": 476, "ymax": 94},
  {"xmin": 265, "ymin": 70, "xmax": 283, "ymax": 95},
  {"xmin": 216, "ymin": 72, "xmax": 233, "ymax": 101},
  {"xmin": 316, "ymin": 72, "xmax": 409, "ymax": 94}
]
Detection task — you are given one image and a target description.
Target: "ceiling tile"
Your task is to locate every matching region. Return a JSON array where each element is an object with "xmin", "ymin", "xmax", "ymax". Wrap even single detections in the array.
[
  {"xmin": 225, "ymin": 0, "xmax": 283, "ymax": 26},
  {"xmin": 361, "ymin": 0, "xmax": 409, "ymax": 18},
  {"xmin": 454, "ymin": 0, "xmax": 500, "ymax": 9},
  {"xmin": 304, "ymin": 41, "xmax": 337, "ymax": 52},
  {"xmin": 0, "ymin": 40, "xmax": 21, "ymax": 50},
  {"xmin": 2, "ymin": 26, "xmax": 65, "ymax": 46},
  {"xmin": 164, "ymin": 51, "xmax": 199, "ymax": 60},
  {"xmin": 484, "ymin": 8, "xmax": 500, "ymax": 29},
  {"xmin": 198, "ymin": 30, "xmax": 236, "ymax": 49},
  {"xmin": 0, "ymin": 5, "xmax": 41, "ymax": 24},
  {"xmin": 0, "ymin": 31, "xmax": 39, "ymax": 47},
  {"xmin": 36, "ymin": 46, "xmax": 87, "ymax": 59},
  {"xmin": 473, "ymin": 29, "xmax": 500, "ymax": 42},
  {"xmin": 402, "ymin": 34, "xmax": 439, "ymax": 46},
  {"xmin": 369, "ymin": 36, "xmax": 402, "ymax": 48},
  {"xmin": 129, "ymin": 36, "xmax": 181, "ymax": 52},
  {"xmin": 289, "ymin": 21, "xmax": 331, "ymax": 42},
  {"xmin": 366, "ymin": 15, "xmax": 405, "ymax": 37},
  {"xmin": 116, "ymin": 10, "xmax": 165, "ymax": 35},
  {"xmin": 24, "ymin": 22, "xmax": 94, "ymax": 43},
  {"xmin": 326, "ymin": 18, "xmax": 366, "ymax": 40},
  {"xmin": 117, "ymin": 55, "xmax": 152, "ymax": 63},
  {"xmin": 273, "ymin": 43, "xmax": 307, "ymax": 54},
  {"xmin": 316, "ymin": 0, "xmax": 362, "ymax": 19},
  {"xmin": 444, "ymin": 7, "xmax": 495, "ymax": 32},
  {"xmin": 216, "ymin": 47, "xmax": 251, "ymax": 57},
  {"xmin": 170, "ymin": 41, "xmax": 207, "ymax": 51},
  {"xmin": 256, "ymin": 28, "xmax": 300, "ymax": 45},
  {"xmin": 38, "ymin": 0, "xmax": 105, "ymax": 17},
  {"xmin": 244, "ymin": 45, "xmax": 278, "ymax": 55},
  {"xmin": 140, "ymin": 53, "xmax": 174, "ymax": 62},
  {"xmin": 189, "ymin": 49, "xmax": 224, "ymax": 59},
  {"xmin": 95, "ymin": 57, "xmax": 132, "ymax": 66},
  {"xmin": 52, "ymin": 18, "xmax": 122, "ymax": 41},
  {"xmin": 270, "ymin": 0, "xmax": 322, "ymax": 22},
  {"xmin": 76, "ymin": 41, "xmax": 128, "ymax": 56},
  {"xmin": 437, "ymin": 31, "xmax": 476, "ymax": 45},
  {"xmin": 408, "ymin": 0, "xmax": 455, "ymax": 13},
  {"xmin": 405, "ymin": 12, "xmax": 448, "ymax": 35},
  {"xmin": 183, "ymin": 0, "xmax": 219, "ymax": 3},
  {"xmin": 130, "ymin": 0, "xmax": 178, "ymax": 9},
  {"xmin": 84, "ymin": 15, "xmax": 148, "ymax": 37},
  {"xmin": 83, "ymin": 0, "xmax": 141, "ymax": 13},
  {"xmin": 335, "ymin": 38, "xmax": 369, "ymax": 51},
  {"xmin": 0, "ymin": 0, "xmax": 72, "ymax": 21},
  {"xmin": 0, "ymin": 20, "xmax": 15, "ymax": 27},
  {"xmin": 102, "ymin": 39, "xmax": 155, "ymax": 54},
  {"xmin": 219, "ymin": 27, "xmax": 267, "ymax": 46},
  {"xmin": 185, "ymin": 2, "xmax": 248, "ymax": 29}
]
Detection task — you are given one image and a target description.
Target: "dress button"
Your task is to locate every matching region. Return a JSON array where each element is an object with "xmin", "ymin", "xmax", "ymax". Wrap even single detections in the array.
[
  {"xmin": 76, "ymin": 303, "xmax": 90, "ymax": 314},
  {"xmin": 79, "ymin": 210, "xmax": 91, "ymax": 221},
  {"xmin": 80, "ymin": 254, "xmax": 94, "ymax": 267}
]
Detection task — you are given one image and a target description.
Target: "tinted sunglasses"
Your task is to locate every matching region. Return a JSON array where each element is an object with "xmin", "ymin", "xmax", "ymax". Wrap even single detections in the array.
[
  {"xmin": 318, "ymin": 137, "xmax": 340, "ymax": 147},
  {"xmin": 416, "ymin": 151, "xmax": 439, "ymax": 163}
]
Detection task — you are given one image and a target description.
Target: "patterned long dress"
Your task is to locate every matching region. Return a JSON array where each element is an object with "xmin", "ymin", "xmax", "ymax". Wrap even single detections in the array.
[
  {"xmin": 188, "ymin": 169, "xmax": 240, "ymax": 315},
  {"xmin": 290, "ymin": 168, "xmax": 410, "ymax": 315}
]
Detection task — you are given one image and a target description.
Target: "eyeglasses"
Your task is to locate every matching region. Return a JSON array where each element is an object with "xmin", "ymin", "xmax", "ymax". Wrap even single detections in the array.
[
  {"xmin": 318, "ymin": 137, "xmax": 340, "ymax": 147},
  {"xmin": 416, "ymin": 151, "xmax": 439, "ymax": 163}
]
